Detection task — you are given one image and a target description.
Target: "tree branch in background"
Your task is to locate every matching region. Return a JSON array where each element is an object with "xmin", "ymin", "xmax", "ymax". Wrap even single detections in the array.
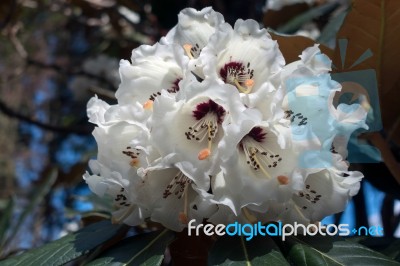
[
  {"xmin": 26, "ymin": 58, "xmax": 118, "ymax": 91},
  {"xmin": 0, "ymin": 99, "xmax": 92, "ymax": 135},
  {"xmin": 88, "ymin": 86, "xmax": 116, "ymax": 100}
]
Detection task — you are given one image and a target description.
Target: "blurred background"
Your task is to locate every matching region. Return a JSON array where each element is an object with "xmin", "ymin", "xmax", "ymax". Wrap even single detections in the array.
[{"xmin": 0, "ymin": 0, "xmax": 399, "ymax": 259}]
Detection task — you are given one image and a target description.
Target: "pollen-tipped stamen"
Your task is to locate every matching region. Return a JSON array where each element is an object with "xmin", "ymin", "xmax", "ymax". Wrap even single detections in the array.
[
  {"xmin": 198, "ymin": 148, "xmax": 211, "ymax": 160},
  {"xmin": 143, "ymin": 100, "xmax": 153, "ymax": 110},
  {"xmin": 178, "ymin": 183, "xmax": 190, "ymax": 224},
  {"xmin": 183, "ymin": 44, "xmax": 194, "ymax": 60},
  {"xmin": 234, "ymin": 79, "xmax": 254, "ymax": 94},
  {"xmin": 129, "ymin": 158, "xmax": 140, "ymax": 168},
  {"xmin": 249, "ymin": 147, "xmax": 272, "ymax": 179},
  {"xmin": 277, "ymin": 175, "xmax": 289, "ymax": 185},
  {"xmin": 240, "ymin": 128, "xmax": 282, "ymax": 180},
  {"xmin": 112, "ymin": 204, "xmax": 136, "ymax": 224}
]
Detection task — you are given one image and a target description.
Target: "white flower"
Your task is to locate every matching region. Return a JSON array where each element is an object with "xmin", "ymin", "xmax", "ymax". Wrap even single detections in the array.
[
  {"xmin": 162, "ymin": 7, "xmax": 225, "ymax": 60},
  {"xmin": 200, "ymin": 19, "xmax": 285, "ymax": 97},
  {"xmin": 210, "ymin": 107, "xmax": 304, "ymax": 216},
  {"xmin": 115, "ymin": 43, "xmax": 188, "ymax": 107},
  {"xmin": 84, "ymin": 161, "xmax": 149, "ymax": 226},
  {"xmin": 85, "ymin": 96, "xmax": 153, "ymax": 225},
  {"xmin": 280, "ymin": 45, "xmax": 367, "ymax": 161},
  {"xmin": 275, "ymin": 154, "xmax": 363, "ymax": 224},
  {"xmin": 331, "ymin": 103, "xmax": 368, "ymax": 158},
  {"xmin": 84, "ymin": 7, "xmax": 367, "ymax": 231},
  {"xmin": 150, "ymin": 76, "xmax": 244, "ymax": 187},
  {"xmin": 138, "ymin": 155, "xmax": 217, "ymax": 231},
  {"xmin": 282, "ymin": 44, "xmax": 332, "ymax": 77}
]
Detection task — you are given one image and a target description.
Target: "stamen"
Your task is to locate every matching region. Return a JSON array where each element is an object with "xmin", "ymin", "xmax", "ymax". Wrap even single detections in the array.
[
  {"xmin": 245, "ymin": 79, "xmax": 254, "ymax": 88},
  {"xmin": 297, "ymin": 184, "xmax": 322, "ymax": 205},
  {"xmin": 129, "ymin": 158, "xmax": 140, "ymax": 167},
  {"xmin": 163, "ymin": 171, "xmax": 192, "ymax": 200},
  {"xmin": 234, "ymin": 79, "xmax": 254, "ymax": 94},
  {"xmin": 185, "ymin": 100, "xmax": 225, "ymax": 159},
  {"xmin": 179, "ymin": 183, "xmax": 190, "ymax": 224},
  {"xmin": 183, "ymin": 44, "xmax": 194, "ymax": 59},
  {"xmin": 122, "ymin": 147, "xmax": 141, "ymax": 167},
  {"xmin": 198, "ymin": 148, "xmax": 211, "ymax": 160},
  {"xmin": 179, "ymin": 212, "xmax": 189, "ymax": 224},
  {"xmin": 112, "ymin": 204, "xmax": 136, "ymax": 224},
  {"xmin": 220, "ymin": 61, "xmax": 255, "ymax": 93},
  {"xmin": 239, "ymin": 127, "xmax": 282, "ymax": 180},
  {"xmin": 284, "ymin": 110, "xmax": 308, "ymax": 126},
  {"xmin": 277, "ymin": 175, "xmax": 289, "ymax": 185},
  {"xmin": 143, "ymin": 100, "xmax": 153, "ymax": 110}
]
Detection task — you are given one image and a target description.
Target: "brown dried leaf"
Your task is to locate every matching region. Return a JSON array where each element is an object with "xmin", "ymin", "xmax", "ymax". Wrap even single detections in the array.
[
  {"xmin": 270, "ymin": 32, "xmax": 333, "ymax": 63},
  {"xmin": 332, "ymin": 0, "xmax": 400, "ymax": 144},
  {"xmin": 332, "ymin": 0, "xmax": 400, "ymax": 184},
  {"xmin": 263, "ymin": 3, "xmax": 310, "ymax": 29}
]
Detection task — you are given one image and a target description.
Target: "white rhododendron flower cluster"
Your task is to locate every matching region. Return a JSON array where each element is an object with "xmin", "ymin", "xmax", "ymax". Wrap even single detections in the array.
[{"xmin": 84, "ymin": 7, "xmax": 367, "ymax": 231}]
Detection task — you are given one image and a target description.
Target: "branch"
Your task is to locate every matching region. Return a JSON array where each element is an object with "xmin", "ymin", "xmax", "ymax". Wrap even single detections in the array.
[
  {"xmin": 26, "ymin": 58, "xmax": 118, "ymax": 91},
  {"xmin": 0, "ymin": 100, "xmax": 92, "ymax": 135}
]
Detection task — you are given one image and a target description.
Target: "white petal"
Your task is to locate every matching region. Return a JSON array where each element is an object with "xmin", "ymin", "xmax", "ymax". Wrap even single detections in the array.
[
  {"xmin": 115, "ymin": 43, "xmax": 188, "ymax": 105},
  {"xmin": 201, "ymin": 19, "xmax": 284, "ymax": 97},
  {"xmin": 163, "ymin": 7, "xmax": 224, "ymax": 55}
]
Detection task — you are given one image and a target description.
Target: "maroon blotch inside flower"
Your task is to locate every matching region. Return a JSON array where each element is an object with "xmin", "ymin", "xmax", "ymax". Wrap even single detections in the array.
[
  {"xmin": 219, "ymin": 61, "xmax": 255, "ymax": 93},
  {"xmin": 167, "ymin": 78, "xmax": 182, "ymax": 93},
  {"xmin": 193, "ymin": 100, "xmax": 225, "ymax": 124},
  {"xmin": 247, "ymin": 127, "xmax": 267, "ymax": 143},
  {"xmin": 220, "ymin": 61, "xmax": 245, "ymax": 83}
]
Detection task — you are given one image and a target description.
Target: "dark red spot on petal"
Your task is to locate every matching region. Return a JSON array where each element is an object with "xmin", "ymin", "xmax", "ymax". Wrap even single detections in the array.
[
  {"xmin": 248, "ymin": 127, "xmax": 266, "ymax": 142},
  {"xmin": 193, "ymin": 100, "xmax": 225, "ymax": 124},
  {"xmin": 219, "ymin": 61, "xmax": 244, "ymax": 83},
  {"xmin": 167, "ymin": 78, "xmax": 182, "ymax": 93}
]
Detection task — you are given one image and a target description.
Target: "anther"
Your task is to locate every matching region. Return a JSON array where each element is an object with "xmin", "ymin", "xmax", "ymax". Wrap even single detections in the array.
[
  {"xmin": 234, "ymin": 79, "xmax": 254, "ymax": 94},
  {"xmin": 129, "ymin": 158, "xmax": 140, "ymax": 167},
  {"xmin": 198, "ymin": 148, "xmax": 211, "ymax": 160},
  {"xmin": 245, "ymin": 79, "xmax": 254, "ymax": 89},
  {"xmin": 143, "ymin": 100, "xmax": 153, "ymax": 110},
  {"xmin": 277, "ymin": 175, "xmax": 289, "ymax": 185},
  {"xmin": 179, "ymin": 212, "xmax": 189, "ymax": 224},
  {"xmin": 183, "ymin": 44, "xmax": 194, "ymax": 59}
]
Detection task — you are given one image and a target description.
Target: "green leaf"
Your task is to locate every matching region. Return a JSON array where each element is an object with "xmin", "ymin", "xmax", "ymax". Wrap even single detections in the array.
[
  {"xmin": 277, "ymin": 2, "xmax": 339, "ymax": 34},
  {"xmin": 0, "ymin": 197, "xmax": 14, "ymax": 246},
  {"xmin": 208, "ymin": 235, "xmax": 288, "ymax": 266},
  {"xmin": 0, "ymin": 220, "xmax": 124, "ymax": 266},
  {"xmin": 86, "ymin": 229, "xmax": 175, "ymax": 266},
  {"xmin": 317, "ymin": 10, "xmax": 348, "ymax": 46},
  {"xmin": 349, "ymin": 236, "xmax": 400, "ymax": 262},
  {"xmin": 284, "ymin": 235, "xmax": 400, "ymax": 266},
  {"xmin": 1, "ymin": 168, "xmax": 57, "ymax": 251}
]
